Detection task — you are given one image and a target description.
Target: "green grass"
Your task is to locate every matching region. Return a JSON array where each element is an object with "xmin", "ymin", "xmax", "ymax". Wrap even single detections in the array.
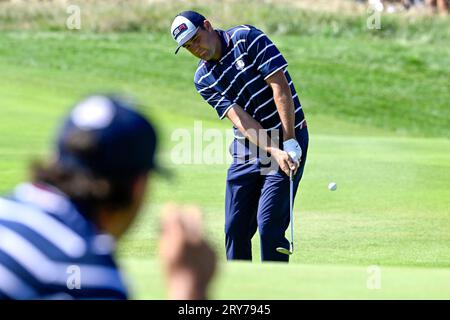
[
  {"xmin": 122, "ymin": 258, "xmax": 450, "ymax": 299},
  {"xmin": 0, "ymin": 29, "xmax": 449, "ymax": 299}
]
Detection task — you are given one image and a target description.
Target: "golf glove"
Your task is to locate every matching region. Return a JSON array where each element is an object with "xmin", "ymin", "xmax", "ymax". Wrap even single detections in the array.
[{"xmin": 283, "ymin": 138, "xmax": 302, "ymax": 164}]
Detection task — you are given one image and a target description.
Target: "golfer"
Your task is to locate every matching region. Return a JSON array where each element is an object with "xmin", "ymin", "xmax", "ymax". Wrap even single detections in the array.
[
  {"xmin": 171, "ymin": 11, "xmax": 309, "ymax": 261},
  {"xmin": 0, "ymin": 94, "xmax": 216, "ymax": 299}
]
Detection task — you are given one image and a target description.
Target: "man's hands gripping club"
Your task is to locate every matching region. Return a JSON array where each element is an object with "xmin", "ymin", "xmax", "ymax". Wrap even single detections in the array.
[
  {"xmin": 283, "ymin": 138, "xmax": 302, "ymax": 165},
  {"xmin": 270, "ymin": 146, "xmax": 299, "ymax": 176}
]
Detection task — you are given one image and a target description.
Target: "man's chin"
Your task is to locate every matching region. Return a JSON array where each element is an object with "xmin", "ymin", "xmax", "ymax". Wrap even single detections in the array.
[{"xmin": 199, "ymin": 51, "xmax": 213, "ymax": 61}]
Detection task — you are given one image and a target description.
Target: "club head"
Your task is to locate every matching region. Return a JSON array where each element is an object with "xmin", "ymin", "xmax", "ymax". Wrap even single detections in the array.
[{"xmin": 276, "ymin": 247, "xmax": 292, "ymax": 255}]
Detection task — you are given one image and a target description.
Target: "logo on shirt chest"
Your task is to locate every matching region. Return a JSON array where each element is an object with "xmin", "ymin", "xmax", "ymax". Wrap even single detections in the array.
[{"xmin": 235, "ymin": 59, "xmax": 245, "ymax": 71}]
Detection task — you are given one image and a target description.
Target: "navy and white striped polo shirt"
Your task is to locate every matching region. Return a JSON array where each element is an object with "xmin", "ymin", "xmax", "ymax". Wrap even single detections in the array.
[
  {"xmin": 194, "ymin": 25, "xmax": 305, "ymax": 133},
  {"xmin": 0, "ymin": 183, "xmax": 128, "ymax": 300}
]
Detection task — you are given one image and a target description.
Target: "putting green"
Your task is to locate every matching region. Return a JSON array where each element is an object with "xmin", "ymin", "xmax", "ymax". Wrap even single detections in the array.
[{"xmin": 122, "ymin": 258, "xmax": 450, "ymax": 299}]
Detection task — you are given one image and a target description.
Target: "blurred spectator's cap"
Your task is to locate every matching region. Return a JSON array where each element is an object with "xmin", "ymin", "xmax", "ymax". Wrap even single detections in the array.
[
  {"xmin": 56, "ymin": 94, "xmax": 158, "ymax": 179},
  {"xmin": 171, "ymin": 11, "xmax": 206, "ymax": 54}
]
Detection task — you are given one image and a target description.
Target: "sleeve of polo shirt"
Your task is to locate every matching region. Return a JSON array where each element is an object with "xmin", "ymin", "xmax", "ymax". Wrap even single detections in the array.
[
  {"xmin": 246, "ymin": 28, "xmax": 288, "ymax": 80},
  {"xmin": 194, "ymin": 82, "xmax": 236, "ymax": 119}
]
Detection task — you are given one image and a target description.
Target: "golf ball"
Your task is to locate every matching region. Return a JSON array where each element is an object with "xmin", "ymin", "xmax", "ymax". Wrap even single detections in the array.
[{"xmin": 328, "ymin": 182, "xmax": 337, "ymax": 191}]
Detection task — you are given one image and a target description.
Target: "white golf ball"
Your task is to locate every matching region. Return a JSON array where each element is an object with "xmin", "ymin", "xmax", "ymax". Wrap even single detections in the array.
[{"xmin": 328, "ymin": 182, "xmax": 337, "ymax": 191}]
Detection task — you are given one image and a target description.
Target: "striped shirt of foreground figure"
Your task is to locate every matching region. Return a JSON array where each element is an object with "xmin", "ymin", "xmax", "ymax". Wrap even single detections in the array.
[
  {"xmin": 0, "ymin": 94, "xmax": 217, "ymax": 300},
  {"xmin": 0, "ymin": 183, "xmax": 127, "ymax": 299}
]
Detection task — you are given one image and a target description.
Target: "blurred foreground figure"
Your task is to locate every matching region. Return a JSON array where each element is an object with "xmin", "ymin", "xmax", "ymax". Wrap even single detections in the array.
[
  {"xmin": 0, "ymin": 94, "xmax": 216, "ymax": 300},
  {"xmin": 159, "ymin": 204, "xmax": 217, "ymax": 300}
]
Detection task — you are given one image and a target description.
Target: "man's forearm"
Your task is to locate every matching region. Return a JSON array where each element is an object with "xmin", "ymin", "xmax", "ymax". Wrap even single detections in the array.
[
  {"xmin": 266, "ymin": 69, "xmax": 296, "ymax": 141},
  {"xmin": 226, "ymin": 104, "xmax": 278, "ymax": 154},
  {"xmin": 274, "ymin": 90, "xmax": 296, "ymax": 141}
]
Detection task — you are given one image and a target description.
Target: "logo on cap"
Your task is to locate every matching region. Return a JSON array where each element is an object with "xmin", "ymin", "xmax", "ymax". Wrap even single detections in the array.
[
  {"xmin": 71, "ymin": 96, "xmax": 115, "ymax": 130},
  {"xmin": 173, "ymin": 23, "xmax": 188, "ymax": 40},
  {"xmin": 235, "ymin": 59, "xmax": 245, "ymax": 71}
]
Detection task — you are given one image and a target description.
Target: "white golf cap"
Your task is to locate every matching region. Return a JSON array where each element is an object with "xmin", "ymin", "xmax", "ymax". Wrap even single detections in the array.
[{"xmin": 170, "ymin": 11, "xmax": 206, "ymax": 54}]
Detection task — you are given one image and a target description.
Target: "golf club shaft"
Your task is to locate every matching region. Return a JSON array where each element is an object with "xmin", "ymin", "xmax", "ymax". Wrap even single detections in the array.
[{"xmin": 290, "ymin": 170, "xmax": 294, "ymax": 250}]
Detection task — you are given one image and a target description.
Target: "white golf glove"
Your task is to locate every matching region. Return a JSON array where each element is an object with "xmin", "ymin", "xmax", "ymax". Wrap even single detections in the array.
[{"xmin": 283, "ymin": 138, "xmax": 302, "ymax": 165}]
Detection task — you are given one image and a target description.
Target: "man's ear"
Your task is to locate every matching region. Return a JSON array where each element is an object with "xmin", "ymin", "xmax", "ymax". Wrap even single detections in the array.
[{"xmin": 203, "ymin": 20, "xmax": 213, "ymax": 32}]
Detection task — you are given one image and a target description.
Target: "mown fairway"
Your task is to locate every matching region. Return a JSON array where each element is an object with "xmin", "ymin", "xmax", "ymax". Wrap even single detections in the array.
[{"xmin": 0, "ymin": 31, "xmax": 449, "ymax": 299}]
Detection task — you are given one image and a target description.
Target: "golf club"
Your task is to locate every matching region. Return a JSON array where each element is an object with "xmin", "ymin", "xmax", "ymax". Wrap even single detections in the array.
[{"xmin": 276, "ymin": 169, "xmax": 294, "ymax": 255}]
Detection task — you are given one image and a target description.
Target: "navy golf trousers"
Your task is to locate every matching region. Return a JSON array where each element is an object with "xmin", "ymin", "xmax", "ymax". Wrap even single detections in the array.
[{"xmin": 225, "ymin": 126, "xmax": 309, "ymax": 262}]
